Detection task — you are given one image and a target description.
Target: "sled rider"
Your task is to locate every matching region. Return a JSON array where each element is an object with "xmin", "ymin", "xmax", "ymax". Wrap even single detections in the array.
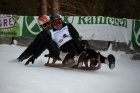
[
  {"xmin": 17, "ymin": 15, "xmax": 60, "ymax": 65},
  {"xmin": 45, "ymin": 14, "xmax": 115, "ymax": 70}
]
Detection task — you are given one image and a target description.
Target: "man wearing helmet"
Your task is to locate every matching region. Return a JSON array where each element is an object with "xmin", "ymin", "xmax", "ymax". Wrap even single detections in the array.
[
  {"xmin": 44, "ymin": 14, "xmax": 87, "ymax": 67},
  {"xmin": 17, "ymin": 15, "xmax": 59, "ymax": 65},
  {"xmin": 43, "ymin": 14, "xmax": 102, "ymax": 69},
  {"xmin": 45, "ymin": 14, "xmax": 115, "ymax": 70}
]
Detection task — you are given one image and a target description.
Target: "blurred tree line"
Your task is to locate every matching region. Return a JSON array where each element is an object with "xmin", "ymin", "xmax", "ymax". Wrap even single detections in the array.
[{"xmin": 0, "ymin": 0, "xmax": 140, "ymax": 19}]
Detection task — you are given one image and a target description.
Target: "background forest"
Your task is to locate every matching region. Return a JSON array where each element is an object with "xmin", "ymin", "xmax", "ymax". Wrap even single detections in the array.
[{"xmin": 0, "ymin": 0, "xmax": 140, "ymax": 19}]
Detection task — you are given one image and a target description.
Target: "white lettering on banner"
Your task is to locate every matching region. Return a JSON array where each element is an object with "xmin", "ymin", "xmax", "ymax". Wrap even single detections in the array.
[
  {"xmin": 0, "ymin": 14, "xmax": 15, "ymax": 29},
  {"xmin": 135, "ymin": 31, "xmax": 140, "ymax": 46},
  {"xmin": 133, "ymin": 20, "xmax": 140, "ymax": 46}
]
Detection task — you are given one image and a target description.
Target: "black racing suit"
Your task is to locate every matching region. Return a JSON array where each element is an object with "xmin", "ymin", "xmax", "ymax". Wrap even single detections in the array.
[
  {"xmin": 49, "ymin": 23, "xmax": 81, "ymax": 59},
  {"xmin": 49, "ymin": 22, "xmax": 107, "ymax": 63},
  {"xmin": 17, "ymin": 29, "xmax": 59, "ymax": 62},
  {"xmin": 75, "ymin": 40, "xmax": 107, "ymax": 64}
]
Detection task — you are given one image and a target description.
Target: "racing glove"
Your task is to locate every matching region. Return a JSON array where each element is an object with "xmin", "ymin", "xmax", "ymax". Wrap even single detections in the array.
[{"xmin": 25, "ymin": 56, "xmax": 36, "ymax": 65}]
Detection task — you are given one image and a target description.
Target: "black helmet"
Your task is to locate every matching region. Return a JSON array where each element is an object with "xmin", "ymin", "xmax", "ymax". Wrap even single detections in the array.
[{"xmin": 50, "ymin": 14, "xmax": 62, "ymax": 22}]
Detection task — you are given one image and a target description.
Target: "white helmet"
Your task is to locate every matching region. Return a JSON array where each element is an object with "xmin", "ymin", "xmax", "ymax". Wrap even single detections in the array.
[{"xmin": 38, "ymin": 15, "xmax": 50, "ymax": 26}]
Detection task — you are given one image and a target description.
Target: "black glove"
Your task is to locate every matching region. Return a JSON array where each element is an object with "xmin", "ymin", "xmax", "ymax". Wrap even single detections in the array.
[
  {"xmin": 25, "ymin": 56, "xmax": 35, "ymax": 65},
  {"xmin": 74, "ymin": 38, "xmax": 83, "ymax": 46},
  {"xmin": 74, "ymin": 38, "xmax": 81, "ymax": 43}
]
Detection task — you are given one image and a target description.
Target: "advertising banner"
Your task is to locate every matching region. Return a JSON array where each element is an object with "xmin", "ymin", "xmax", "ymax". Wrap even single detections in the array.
[
  {"xmin": 21, "ymin": 16, "xmax": 42, "ymax": 38},
  {"xmin": 0, "ymin": 14, "xmax": 20, "ymax": 37},
  {"xmin": 0, "ymin": 14, "xmax": 139, "ymax": 49},
  {"xmin": 131, "ymin": 19, "xmax": 140, "ymax": 49},
  {"xmin": 63, "ymin": 16, "xmax": 130, "ymax": 42}
]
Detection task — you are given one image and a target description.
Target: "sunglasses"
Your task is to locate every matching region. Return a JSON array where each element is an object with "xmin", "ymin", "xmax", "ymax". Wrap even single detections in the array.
[
  {"xmin": 41, "ymin": 22, "xmax": 51, "ymax": 28},
  {"xmin": 51, "ymin": 19, "xmax": 62, "ymax": 26}
]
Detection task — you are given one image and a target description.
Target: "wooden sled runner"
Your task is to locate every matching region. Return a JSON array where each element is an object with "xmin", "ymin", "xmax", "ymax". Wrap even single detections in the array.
[{"xmin": 44, "ymin": 52, "xmax": 101, "ymax": 70}]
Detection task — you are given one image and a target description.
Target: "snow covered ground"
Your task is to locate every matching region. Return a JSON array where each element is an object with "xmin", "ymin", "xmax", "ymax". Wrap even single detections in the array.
[{"xmin": 0, "ymin": 44, "xmax": 140, "ymax": 93}]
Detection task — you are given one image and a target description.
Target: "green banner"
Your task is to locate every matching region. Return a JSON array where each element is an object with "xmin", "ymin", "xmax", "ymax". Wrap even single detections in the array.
[
  {"xmin": 131, "ymin": 19, "xmax": 140, "ymax": 49},
  {"xmin": 22, "ymin": 16, "xmax": 41, "ymax": 38},
  {"xmin": 0, "ymin": 14, "xmax": 20, "ymax": 37}
]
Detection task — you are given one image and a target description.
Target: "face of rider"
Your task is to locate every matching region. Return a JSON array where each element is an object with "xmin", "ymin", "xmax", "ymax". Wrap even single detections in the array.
[
  {"xmin": 50, "ymin": 19, "xmax": 62, "ymax": 30},
  {"xmin": 42, "ymin": 22, "xmax": 52, "ymax": 31}
]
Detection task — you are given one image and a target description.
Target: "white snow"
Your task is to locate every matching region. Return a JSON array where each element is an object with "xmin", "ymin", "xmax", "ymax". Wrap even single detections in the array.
[{"xmin": 0, "ymin": 44, "xmax": 140, "ymax": 93}]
